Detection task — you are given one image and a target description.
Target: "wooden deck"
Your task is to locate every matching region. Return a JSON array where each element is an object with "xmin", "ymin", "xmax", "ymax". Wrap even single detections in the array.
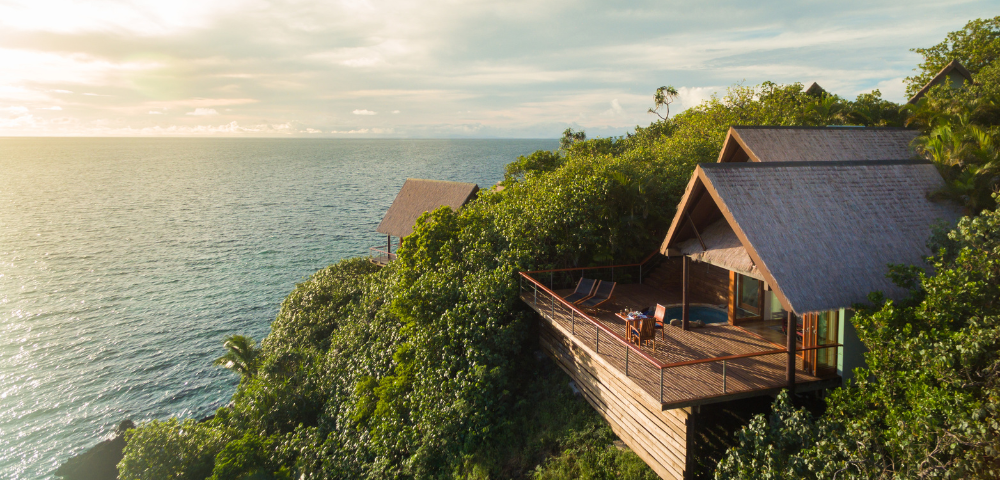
[{"xmin": 522, "ymin": 283, "xmax": 836, "ymax": 409}]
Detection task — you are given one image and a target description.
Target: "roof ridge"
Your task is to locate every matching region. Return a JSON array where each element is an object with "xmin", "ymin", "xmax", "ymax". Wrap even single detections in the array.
[
  {"xmin": 404, "ymin": 178, "xmax": 479, "ymax": 186},
  {"xmin": 730, "ymin": 125, "xmax": 913, "ymax": 131},
  {"xmin": 701, "ymin": 159, "xmax": 930, "ymax": 169}
]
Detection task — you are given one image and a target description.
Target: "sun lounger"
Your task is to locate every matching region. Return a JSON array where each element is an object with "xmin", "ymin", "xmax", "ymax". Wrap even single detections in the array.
[
  {"xmin": 577, "ymin": 281, "xmax": 615, "ymax": 309},
  {"xmin": 562, "ymin": 277, "xmax": 598, "ymax": 304}
]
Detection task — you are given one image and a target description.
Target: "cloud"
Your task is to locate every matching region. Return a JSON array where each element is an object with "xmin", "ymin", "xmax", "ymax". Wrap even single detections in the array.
[
  {"xmin": 40, "ymin": 106, "xmax": 62, "ymax": 110},
  {"xmin": 601, "ymin": 99, "xmax": 624, "ymax": 117},
  {"xmin": 186, "ymin": 108, "xmax": 218, "ymax": 116},
  {"xmin": 675, "ymin": 86, "xmax": 723, "ymax": 113},
  {"xmin": 3, "ymin": 106, "xmax": 29, "ymax": 114},
  {"xmin": 0, "ymin": 0, "xmax": 993, "ymax": 137},
  {"xmin": 330, "ymin": 127, "xmax": 394, "ymax": 134},
  {"xmin": 149, "ymin": 110, "xmax": 163, "ymax": 114},
  {"xmin": 305, "ymin": 128, "xmax": 322, "ymax": 133}
]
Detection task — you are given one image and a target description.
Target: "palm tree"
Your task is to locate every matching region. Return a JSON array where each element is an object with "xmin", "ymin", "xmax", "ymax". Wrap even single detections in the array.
[{"xmin": 213, "ymin": 334, "xmax": 259, "ymax": 379}]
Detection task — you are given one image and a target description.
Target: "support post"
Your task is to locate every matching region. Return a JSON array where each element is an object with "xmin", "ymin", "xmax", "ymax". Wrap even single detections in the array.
[
  {"xmin": 682, "ymin": 256, "xmax": 690, "ymax": 331},
  {"xmin": 387, "ymin": 235, "xmax": 391, "ymax": 254},
  {"xmin": 786, "ymin": 311, "xmax": 797, "ymax": 391}
]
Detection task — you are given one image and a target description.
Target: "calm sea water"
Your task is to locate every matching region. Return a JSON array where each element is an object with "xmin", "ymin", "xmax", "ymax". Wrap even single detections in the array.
[{"xmin": 0, "ymin": 138, "xmax": 557, "ymax": 479}]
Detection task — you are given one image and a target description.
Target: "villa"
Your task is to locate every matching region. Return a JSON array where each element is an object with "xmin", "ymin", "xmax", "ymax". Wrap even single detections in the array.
[
  {"xmin": 370, "ymin": 178, "xmax": 479, "ymax": 265},
  {"xmin": 519, "ymin": 126, "xmax": 962, "ymax": 479}
]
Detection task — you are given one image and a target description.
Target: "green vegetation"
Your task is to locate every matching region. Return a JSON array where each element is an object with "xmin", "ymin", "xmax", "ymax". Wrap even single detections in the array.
[{"xmin": 119, "ymin": 16, "xmax": 1000, "ymax": 480}]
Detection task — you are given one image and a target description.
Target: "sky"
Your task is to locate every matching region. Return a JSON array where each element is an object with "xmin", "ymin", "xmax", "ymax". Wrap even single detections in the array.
[{"xmin": 0, "ymin": 0, "xmax": 996, "ymax": 138}]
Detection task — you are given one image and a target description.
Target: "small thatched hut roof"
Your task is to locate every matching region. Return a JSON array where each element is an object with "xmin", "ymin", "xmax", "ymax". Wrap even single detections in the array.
[
  {"xmin": 717, "ymin": 126, "xmax": 918, "ymax": 163},
  {"xmin": 376, "ymin": 179, "xmax": 479, "ymax": 238},
  {"xmin": 908, "ymin": 59, "xmax": 974, "ymax": 104},
  {"xmin": 804, "ymin": 82, "xmax": 827, "ymax": 97},
  {"xmin": 662, "ymin": 160, "xmax": 961, "ymax": 315}
]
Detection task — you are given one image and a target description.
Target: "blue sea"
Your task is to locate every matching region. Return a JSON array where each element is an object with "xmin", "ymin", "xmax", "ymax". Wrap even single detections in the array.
[{"xmin": 0, "ymin": 138, "xmax": 557, "ymax": 479}]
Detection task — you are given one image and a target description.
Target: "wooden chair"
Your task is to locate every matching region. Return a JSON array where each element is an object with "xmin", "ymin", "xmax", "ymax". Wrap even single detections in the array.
[
  {"xmin": 630, "ymin": 317, "xmax": 657, "ymax": 352},
  {"xmin": 653, "ymin": 304, "xmax": 666, "ymax": 340},
  {"xmin": 577, "ymin": 281, "xmax": 616, "ymax": 309},
  {"xmin": 562, "ymin": 277, "xmax": 597, "ymax": 304}
]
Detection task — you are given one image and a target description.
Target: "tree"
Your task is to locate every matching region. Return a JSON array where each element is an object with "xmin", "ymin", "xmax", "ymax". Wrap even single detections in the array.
[
  {"xmin": 906, "ymin": 16, "xmax": 1000, "ymax": 97},
  {"xmin": 213, "ymin": 335, "xmax": 259, "ymax": 379},
  {"xmin": 560, "ymin": 128, "xmax": 587, "ymax": 150},
  {"xmin": 648, "ymin": 85, "xmax": 679, "ymax": 120},
  {"xmin": 118, "ymin": 418, "xmax": 230, "ymax": 480}
]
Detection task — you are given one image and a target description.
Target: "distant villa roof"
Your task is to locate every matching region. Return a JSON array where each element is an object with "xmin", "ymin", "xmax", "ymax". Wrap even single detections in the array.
[
  {"xmin": 908, "ymin": 59, "xmax": 974, "ymax": 105},
  {"xmin": 376, "ymin": 179, "xmax": 479, "ymax": 238},
  {"xmin": 804, "ymin": 82, "xmax": 827, "ymax": 97},
  {"xmin": 662, "ymin": 160, "xmax": 961, "ymax": 315},
  {"xmin": 717, "ymin": 126, "xmax": 918, "ymax": 163}
]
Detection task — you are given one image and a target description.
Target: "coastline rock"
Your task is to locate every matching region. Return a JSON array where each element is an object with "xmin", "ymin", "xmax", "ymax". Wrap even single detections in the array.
[{"xmin": 54, "ymin": 420, "xmax": 134, "ymax": 480}]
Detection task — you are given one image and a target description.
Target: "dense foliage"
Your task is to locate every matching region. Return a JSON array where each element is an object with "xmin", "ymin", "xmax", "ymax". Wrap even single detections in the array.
[{"xmin": 119, "ymin": 17, "xmax": 1000, "ymax": 480}]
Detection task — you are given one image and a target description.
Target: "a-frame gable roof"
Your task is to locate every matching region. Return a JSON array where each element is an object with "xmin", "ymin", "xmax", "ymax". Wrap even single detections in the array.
[
  {"xmin": 717, "ymin": 126, "xmax": 918, "ymax": 163},
  {"xmin": 376, "ymin": 178, "xmax": 479, "ymax": 238},
  {"xmin": 662, "ymin": 160, "xmax": 960, "ymax": 314},
  {"xmin": 908, "ymin": 59, "xmax": 974, "ymax": 105}
]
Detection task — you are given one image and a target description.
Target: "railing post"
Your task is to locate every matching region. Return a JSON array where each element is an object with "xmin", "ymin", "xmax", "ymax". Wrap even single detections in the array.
[
  {"xmin": 639, "ymin": 263, "xmax": 643, "ymax": 284},
  {"xmin": 551, "ymin": 291, "xmax": 555, "ymax": 319},
  {"xmin": 596, "ymin": 327, "xmax": 599, "ymax": 354},
  {"xmin": 550, "ymin": 272, "xmax": 553, "ymax": 290},
  {"xmin": 533, "ymin": 283, "xmax": 537, "ymax": 306},
  {"xmin": 611, "ymin": 266, "xmax": 615, "ymax": 283},
  {"xmin": 571, "ymin": 309, "xmax": 575, "ymax": 335},
  {"xmin": 722, "ymin": 360, "xmax": 727, "ymax": 394}
]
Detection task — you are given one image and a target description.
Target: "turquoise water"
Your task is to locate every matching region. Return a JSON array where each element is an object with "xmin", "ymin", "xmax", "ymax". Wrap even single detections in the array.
[
  {"xmin": 0, "ymin": 138, "xmax": 557, "ymax": 479},
  {"xmin": 662, "ymin": 306, "xmax": 729, "ymax": 324}
]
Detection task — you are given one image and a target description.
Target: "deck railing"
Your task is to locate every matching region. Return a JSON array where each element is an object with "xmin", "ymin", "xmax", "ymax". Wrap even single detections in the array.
[
  {"xmin": 369, "ymin": 246, "xmax": 399, "ymax": 265},
  {"xmin": 519, "ymin": 263, "xmax": 840, "ymax": 406}
]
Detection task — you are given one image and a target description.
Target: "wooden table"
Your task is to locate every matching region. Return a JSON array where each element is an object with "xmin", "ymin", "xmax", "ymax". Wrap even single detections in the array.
[{"xmin": 616, "ymin": 312, "xmax": 649, "ymax": 344}]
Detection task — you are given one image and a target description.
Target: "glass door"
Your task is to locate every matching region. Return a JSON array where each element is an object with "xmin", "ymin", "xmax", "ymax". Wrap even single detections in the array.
[
  {"xmin": 737, "ymin": 274, "xmax": 762, "ymax": 316},
  {"xmin": 801, "ymin": 311, "xmax": 839, "ymax": 376}
]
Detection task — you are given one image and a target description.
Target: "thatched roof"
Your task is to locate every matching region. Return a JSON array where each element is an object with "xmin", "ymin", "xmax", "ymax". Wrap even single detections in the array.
[
  {"xmin": 662, "ymin": 160, "xmax": 962, "ymax": 315},
  {"xmin": 804, "ymin": 82, "xmax": 827, "ymax": 97},
  {"xmin": 677, "ymin": 219, "xmax": 762, "ymax": 280},
  {"xmin": 908, "ymin": 59, "xmax": 974, "ymax": 104},
  {"xmin": 717, "ymin": 126, "xmax": 918, "ymax": 163},
  {"xmin": 376, "ymin": 179, "xmax": 479, "ymax": 238}
]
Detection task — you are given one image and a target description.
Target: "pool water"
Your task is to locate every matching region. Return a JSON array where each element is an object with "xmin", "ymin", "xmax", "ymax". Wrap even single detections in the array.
[{"xmin": 662, "ymin": 306, "xmax": 729, "ymax": 324}]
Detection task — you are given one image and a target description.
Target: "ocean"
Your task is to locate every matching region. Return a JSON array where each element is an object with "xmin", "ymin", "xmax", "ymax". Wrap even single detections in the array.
[{"xmin": 0, "ymin": 137, "xmax": 557, "ymax": 479}]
